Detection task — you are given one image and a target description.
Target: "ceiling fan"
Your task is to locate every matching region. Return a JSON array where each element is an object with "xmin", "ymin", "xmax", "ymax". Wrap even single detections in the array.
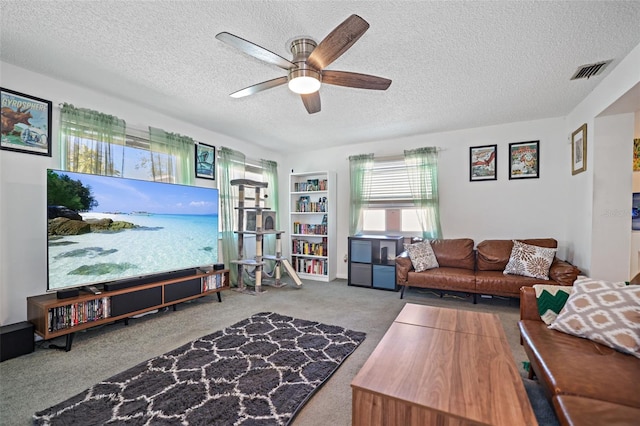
[{"xmin": 215, "ymin": 14, "xmax": 392, "ymax": 114}]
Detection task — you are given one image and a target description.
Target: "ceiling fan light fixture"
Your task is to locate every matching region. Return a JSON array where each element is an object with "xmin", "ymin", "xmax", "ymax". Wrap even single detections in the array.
[{"xmin": 288, "ymin": 69, "xmax": 321, "ymax": 94}]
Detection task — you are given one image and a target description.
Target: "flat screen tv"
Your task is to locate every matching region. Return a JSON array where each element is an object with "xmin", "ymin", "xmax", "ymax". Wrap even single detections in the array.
[{"xmin": 47, "ymin": 169, "xmax": 219, "ymax": 292}]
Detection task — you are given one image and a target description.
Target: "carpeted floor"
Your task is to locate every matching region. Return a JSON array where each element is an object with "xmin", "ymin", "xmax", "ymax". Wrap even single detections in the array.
[{"xmin": 1, "ymin": 279, "xmax": 558, "ymax": 425}]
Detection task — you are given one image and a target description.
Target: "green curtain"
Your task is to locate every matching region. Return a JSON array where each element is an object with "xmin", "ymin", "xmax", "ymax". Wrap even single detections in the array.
[
  {"xmin": 261, "ymin": 159, "xmax": 279, "ymax": 273},
  {"xmin": 148, "ymin": 127, "xmax": 194, "ymax": 185},
  {"xmin": 218, "ymin": 146, "xmax": 246, "ymax": 285},
  {"xmin": 59, "ymin": 103, "xmax": 126, "ymax": 175},
  {"xmin": 348, "ymin": 154, "xmax": 374, "ymax": 235},
  {"xmin": 404, "ymin": 147, "xmax": 442, "ymax": 239}
]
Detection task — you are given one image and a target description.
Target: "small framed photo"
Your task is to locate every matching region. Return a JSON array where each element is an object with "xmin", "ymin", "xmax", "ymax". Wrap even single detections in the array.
[
  {"xmin": 1, "ymin": 88, "xmax": 52, "ymax": 157},
  {"xmin": 509, "ymin": 140, "xmax": 539, "ymax": 179},
  {"xmin": 470, "ymin": 144, "xmax": 497, "ymax": 181},
  {"xmin": 571, "ymin": 124, "xmax": 587, "ymax": 175},
  {"xmin": 195, "ymin": 143, "xmax": 215, "ymax": 180}
]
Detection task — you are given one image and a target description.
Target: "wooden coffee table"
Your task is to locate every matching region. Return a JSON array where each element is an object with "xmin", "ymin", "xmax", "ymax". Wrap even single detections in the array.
[{"xmin": 351, "ymin": 304, "xmax": 537, "ymax": 426}]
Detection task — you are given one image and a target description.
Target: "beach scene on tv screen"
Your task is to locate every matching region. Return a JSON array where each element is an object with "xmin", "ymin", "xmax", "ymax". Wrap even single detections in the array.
[{"xmin": 47, "ymin": 170, "xmax": 219, "ymax": 290}]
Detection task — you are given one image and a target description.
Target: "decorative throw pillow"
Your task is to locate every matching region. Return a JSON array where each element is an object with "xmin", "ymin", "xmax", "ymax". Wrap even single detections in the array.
[
  {"xmin": 404, "ymin": 240, "xmax": 439, "ymax": 272},
  {"xmin": 504, "ymin": 240, "xmax": 556, "ymax": 280},
  {"xmin": 533, "ymin": 284, "xmax": 574, "ymax": 325},
  {"xmin": 550, "ymin": 279, "xmax": 640, "ymax": 359}
]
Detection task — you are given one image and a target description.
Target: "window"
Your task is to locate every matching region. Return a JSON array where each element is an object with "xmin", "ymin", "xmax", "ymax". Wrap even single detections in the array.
[
  {"xmin": 244, "ymin": 159, "xmax": 264, "ymax": 184},
  {"xmin": 361, "ymin": 157, "xmax": 435, "ymax": 235},
  {"xmin": 124, "ymin": 130, "xmax": 177, "ymax": 182},
  {"xmin": 62, "ymin": 125, "xmax": 192, "ymax": 184}
]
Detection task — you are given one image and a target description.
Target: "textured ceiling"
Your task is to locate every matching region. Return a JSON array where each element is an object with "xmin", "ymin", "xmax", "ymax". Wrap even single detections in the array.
[{"xmin": 1, "ymin": 1, "xmax": 639, "ymax": 153}]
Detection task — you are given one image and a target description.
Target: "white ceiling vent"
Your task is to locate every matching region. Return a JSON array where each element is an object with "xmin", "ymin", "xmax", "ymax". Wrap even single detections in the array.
[{"xmin": 570, "ymin": 60, "xmax": 613, "ymax": 80}]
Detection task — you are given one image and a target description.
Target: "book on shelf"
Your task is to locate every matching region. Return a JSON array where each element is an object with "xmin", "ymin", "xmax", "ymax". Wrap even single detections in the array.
[
  {"xmin": 296, "ymin": 196, "xmax": 327, "ymax": 213},
  {"xmin": 292, "ymin": 257, "xmax": 328, "ymax": 275},
  {"xmin": 293, "ymin": 179, "xmax": 327, "ymax": 192},
  {"xmin": 292, "ymin": 222, "xmax": 327, "ymax": 235},
  {"xmin": 201, "ymin": 273, "xmax": 227, "ymax": 292},
  {"xmin": 291, "ymin": 238, "xmax": 327, "ymax": 256},
  {"xmin": 48, "ymin": 297, "xmax": 111, "ymax": 331}
]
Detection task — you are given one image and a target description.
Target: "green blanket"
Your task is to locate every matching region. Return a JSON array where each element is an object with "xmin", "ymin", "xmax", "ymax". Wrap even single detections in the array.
[{"xmin": 533, "ymin": 284, "xmax": 573, "ymax": 325}]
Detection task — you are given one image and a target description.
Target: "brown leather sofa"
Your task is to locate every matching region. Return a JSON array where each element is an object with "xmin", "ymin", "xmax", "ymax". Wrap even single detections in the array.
[
  {"xmin": 519, "ymin": 286, "xmax": 640, "ymax": 425},
  {"xmin": 395, "ymin": 238, "xmax": 579, "ymax": 301}
]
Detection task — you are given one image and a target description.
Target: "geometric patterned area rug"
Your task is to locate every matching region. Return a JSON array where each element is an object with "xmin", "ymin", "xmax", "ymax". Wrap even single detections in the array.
[{"xmin": 33, "ymin": 312, "xmax": 366, "ymax": 425}]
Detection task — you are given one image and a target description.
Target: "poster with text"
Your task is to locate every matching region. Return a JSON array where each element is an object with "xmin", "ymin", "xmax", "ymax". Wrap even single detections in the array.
[{"xmin": 1, "ymin": 88, "xmax": 52, "ymax": 156}]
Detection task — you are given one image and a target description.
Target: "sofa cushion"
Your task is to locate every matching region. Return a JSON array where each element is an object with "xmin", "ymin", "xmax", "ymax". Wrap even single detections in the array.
[
  {"xmin": 477, "ymin": 238, "xmax": 557, "ymax": 271},
  {"xmin": 533, "ymin": 284, "xmax": 573, "ymax": 325},
  {"xmin": 553, "ymin": 395, "xmax": 640, "ymax": 426},
  {"xmin": 519, "ymin": 319, "xmax": 640, "ymax": 409},
  {"xmin": 550, "ymin": 278, "xmax": 640, "ymax": 359},
  {"xmin": 404, "ymin": 240, "xmax": 439, "ymax": 272},
  {"xmin": 429, "ymin": 238, "xmax": 475, "ymax": 270},
  {"xmin": 476, "ymin": 270, "xmax": 550, "ymax": 298},
  {"xmin": 406, "ymin": 267, "xmax": 476, "ymax": 292},
  {"xmin": 548, "ymin": 258, "xmax": 581, "ymax": 286}
]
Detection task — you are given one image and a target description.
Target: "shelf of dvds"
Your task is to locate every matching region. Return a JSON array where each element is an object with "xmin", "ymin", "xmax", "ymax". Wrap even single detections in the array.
[
  {"xmin": 289, "ymin": 171, "xmax": 336, "ymax": 281},
  {"xmin": 27, "ymin": 269, "xmax": 229, "ymax": 351}
]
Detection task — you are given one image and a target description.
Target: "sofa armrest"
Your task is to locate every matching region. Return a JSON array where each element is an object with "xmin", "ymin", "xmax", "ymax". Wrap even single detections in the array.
[
  {"xmin": 548, "ymin": 258, "xmax": 580, "ymax": 286},
  {"xmin": 396, "ymin": 252, "xmax": 413, "ymax": 285},
  {"xmin": 520, "ymin": 286, "xmax": 543, "ymax": 322}
]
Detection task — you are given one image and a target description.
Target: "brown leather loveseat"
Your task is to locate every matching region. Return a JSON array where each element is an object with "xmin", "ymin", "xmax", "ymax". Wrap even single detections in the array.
[
  {"xmin": 395, "ymin": 238, "xmax": 579, "ymax": 302},
  {"xmin": 519, "ymin": 286, "xmax": 640, "ymax": 425}
]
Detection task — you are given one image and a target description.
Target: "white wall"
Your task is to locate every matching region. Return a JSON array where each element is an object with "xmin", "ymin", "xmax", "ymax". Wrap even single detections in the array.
[
  {"xmin": 628, "ymin": 112, "xmax": 640, "ymax": 278},
  {"xmin": 281, "ymin": 117, "xmax": 572, "ymax": 279},
  {"xmin": 565, "ymin": 42, "xmax": 640, "ymax": 279},
  {"xmin": 0, "ymin": 62, "xmax": 278, "ymax": 325},
  {"xmin": 590, "ymin": 113, "xmax": 634, "ymax": 280}
]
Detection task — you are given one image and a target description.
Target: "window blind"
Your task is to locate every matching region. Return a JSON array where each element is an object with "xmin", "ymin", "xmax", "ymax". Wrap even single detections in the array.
[{"xmin": 365, "ymin": 159, "xmax": 433, "ymax": 206}]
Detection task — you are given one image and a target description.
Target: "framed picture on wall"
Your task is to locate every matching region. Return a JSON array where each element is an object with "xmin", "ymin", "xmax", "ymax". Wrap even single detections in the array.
[
  {"xmin": 571, "ymin": 124, "xmax": 587, "ymax": 175},
  {"xmin": 508, "ymin": 140, "xmax": 539, "ymax": 179},
  {"xmin": 195, "ymin": 143, "xmax": 215, "ymax": 180},
  {"xmin": 0, "ymin": 87, "xmax": 52, "ymax": 157},
  {"xmin": 469, "ymin": 144, "xmax": 497, "ymax": 181}
]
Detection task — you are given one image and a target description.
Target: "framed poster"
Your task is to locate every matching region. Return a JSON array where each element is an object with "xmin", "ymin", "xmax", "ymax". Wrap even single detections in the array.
[
  {"xmin": 469, "ymin": 144, "xmax": 497, "ymax": 181},
  {"xmin": 1, "ymin": 88, "xmax": 52, "ymax": 156},
  {"xmin": 509, "ymin": 140, "xmax": 539, "ymax": 179},
  {"xmin": 571, "ymin": 124, "xmax": 587, "ymax": 175},
  {"xmin": 195, "ymin": 143, "xmax": 215, "ymax": 180}
]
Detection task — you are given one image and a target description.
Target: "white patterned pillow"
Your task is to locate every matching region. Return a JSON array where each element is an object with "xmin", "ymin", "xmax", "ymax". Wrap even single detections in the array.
[
  {"xmin": 550, "ymin": 278, "xmax": 640, "ymax": 358},
  {"xmin": 404, "ymin": 240, "xmax": 439, "ymax": 272},
  {"xmin": 504, "ymin": 240, "xmax": 556, "ymax": 280}
]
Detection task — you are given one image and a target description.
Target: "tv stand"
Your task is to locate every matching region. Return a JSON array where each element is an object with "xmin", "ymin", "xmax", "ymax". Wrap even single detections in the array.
[
  {"xmin": 48, "ymin": 333, "xmax": 74, "ymax": 352},
  {"xmin": 27, "ymin": 269, "xmax": 229, "ymax": 351}
]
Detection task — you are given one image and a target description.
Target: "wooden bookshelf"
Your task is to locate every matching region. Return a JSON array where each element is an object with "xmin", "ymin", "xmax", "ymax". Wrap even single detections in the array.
[{"xmin": 27, "ymin": 269, "xmax": 229, "ymax": 351}]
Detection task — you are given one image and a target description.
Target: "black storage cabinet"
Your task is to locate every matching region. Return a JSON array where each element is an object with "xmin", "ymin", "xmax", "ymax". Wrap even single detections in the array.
[{"xmin": 348, "ymin": 235, "xmax": 404, "ymax": 291}]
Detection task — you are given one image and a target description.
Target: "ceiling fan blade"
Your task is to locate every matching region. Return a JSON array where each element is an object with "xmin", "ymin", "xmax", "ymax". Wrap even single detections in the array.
[
  {"xmin": 229, "ymin": 76, "xmax": 288, "ymax": 98},
  {"xmin": 322, "ymin": 70, "xmax": 392, "ymax": 90},
  {"xmin": 216, "ymin": 32, "xmax": 296, "ymax": 70},
  {"xmin": 301, "ymin": 92, "xmax": 321, "ymax": 114},
  {"xmin": 306, "ymin": 14, "xmax": 369, "ymax": 71}
]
